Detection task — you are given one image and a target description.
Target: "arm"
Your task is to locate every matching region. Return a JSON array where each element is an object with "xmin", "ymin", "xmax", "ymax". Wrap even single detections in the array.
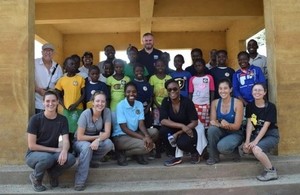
[
  {"xmin": 248, "ymin": 121, "xmax": 271, "ymax": 149},
  {"xmin": 57, "ymin": 134, "xmax": 70, "ymax": 165},
  {"xmin": 120, "ymin": 123, "xmax": 145, "ymax": 139},
  {"xmin": 55, "ymin": 89, "xmax": 66, "ymax": 109},
  {"xmin": 138, "ymin": 120, "xmax": 154, "ymax": 151},
  {"xmin": 145, "ymin": 96, "xmax": 153, "ymax": 114},
  {"xmin": 209, "ymin": 99, "xmax": 221, "ymax": 127},
  {"xmin": 243, "ymin": 118, "xmax": 254, "ymax": 153},
  {"xmin": 28, "ymin": 133, "xmax": 60, "ymax": 153},
  {"xmin": 69, "ymin": 87, "xmax": 86, "ymax": 111},
  {"xmin": 209, "ymin": 90, "xmax": 215, "ymax": 103}
]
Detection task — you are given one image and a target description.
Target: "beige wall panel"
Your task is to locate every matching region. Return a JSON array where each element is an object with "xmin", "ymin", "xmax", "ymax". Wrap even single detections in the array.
[{"xmin": 0, "ymin": 0, "xmax": 34, "ymax": 164}]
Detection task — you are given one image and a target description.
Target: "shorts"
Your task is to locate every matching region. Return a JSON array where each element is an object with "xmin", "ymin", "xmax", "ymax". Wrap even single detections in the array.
[
  {"xmin": 194, "ymin": 104, "xmax": 210, "ymax": 128},
  {"xmin": 63, "ymin": 108, "xmax": 83, "ymax": 133},
  {"xmin": 251, "ymin": 128, "xmax": 280, "ymax": 153}
]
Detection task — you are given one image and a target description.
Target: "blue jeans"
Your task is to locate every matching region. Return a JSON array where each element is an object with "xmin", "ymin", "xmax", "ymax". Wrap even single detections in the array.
[
  {"xmin": 25, "ymin": 151, "xmax": 76, "ymax": 181},
  {"xmin": 207, "ymin": 125, "xmax": 244, "ymax": 159},
  {"xmin": 73, "ymin": 139, "xmax": 114, "ymax": 185}
]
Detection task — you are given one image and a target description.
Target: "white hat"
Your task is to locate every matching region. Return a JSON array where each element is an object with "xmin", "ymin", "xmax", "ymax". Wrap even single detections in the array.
[{"xmin": 42, "ymin": 43, "xmax": 55, "ymax": 51}]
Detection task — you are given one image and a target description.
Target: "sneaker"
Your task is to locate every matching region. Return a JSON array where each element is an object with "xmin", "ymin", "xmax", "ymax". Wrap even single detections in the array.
[
  {"xmin": 74, "ymin": 184, "xmax": 86, "ymax": 191},
  {"xmin": 116, "ymin": 151, "xmax": 128, "ymax": 166},
  {"xmin": 29, "ymin": 173, "xmax": 46, "ymax": 192},
  {"xmin": 164, "ymin": 157, "xmax": 182, "ymax": 167},
  {"xmin": 206, "ymin": 157, "xmax": 220, "ymax": 165},
  {"xmin": 190, "ymin": 153, "xmax": 200, "ymax": 164},
  {"xmin": 256, "ymin": 168, "xmax": 278, "ymax": 181}
]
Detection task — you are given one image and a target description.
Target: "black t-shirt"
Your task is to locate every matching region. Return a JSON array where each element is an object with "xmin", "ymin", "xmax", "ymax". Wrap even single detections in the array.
[
  {"xmin": 160, "ymin": 96, "xmax": 198, "ymax": 127},
  {"xmin": 27, "ymin": 113, "xmax": 69, "ymax": 150},
  {"xmin": 185, "ymin": 64, "xmax": 210, "ymax": 76},
  {"xmin": 245, "ymin": 101, "xmax": 278, "ymax": 130},
  {"xmin": 210, "ymin": 67, "xmax": 235, "ymax": 99},
  {"xmin": 137, "ymin": 48, "xmax": 162, "ymax": 76}
]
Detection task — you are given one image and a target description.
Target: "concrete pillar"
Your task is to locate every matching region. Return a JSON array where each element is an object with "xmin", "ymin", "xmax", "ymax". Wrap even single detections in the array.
[
  {"xmin": 0, "ymin": 0, "xmax": 35, "ymax": 164},
  {"xmin": 264, "ymin": 0, "xmax": 300, "ymax": 154}
]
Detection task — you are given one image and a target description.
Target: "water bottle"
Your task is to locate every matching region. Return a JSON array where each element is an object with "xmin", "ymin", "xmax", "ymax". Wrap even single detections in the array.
[{"xmin": 167, "ymin": 133, "xmax": 177, "ymax": 147}]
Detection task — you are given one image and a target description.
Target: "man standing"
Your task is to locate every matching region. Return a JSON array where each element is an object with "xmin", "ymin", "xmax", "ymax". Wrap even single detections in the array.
[
  {"xmin": 137, "ymin": 33, "xmax": 162, "ymax": 76},
  {"xmin": 247, "ymin": 39, "xmax": 267, "ymax": 80},
  {"xmin": 35, "ymin": 43, "xmax": 63, "ymax": 113},
  {"xmin": 185, "ymin": 48, "xmax": 209, "ymax": 76},
  {"xmin": 97, "ymin": 45, "xmax": 116, "ymax": 74}
]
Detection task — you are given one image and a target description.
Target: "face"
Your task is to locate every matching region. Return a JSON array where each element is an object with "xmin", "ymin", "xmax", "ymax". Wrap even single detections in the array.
[
  {"xmin": 191, "ymin": 51, "xmax": 202, "ymax": 63},
  {"xmin": 210, "ymin": 49, "xmax": 217, "ymax": 61},
  {"xmin": 174, "ymin": 56, "xmax": 184, "ymax": 69},
  {"xmin": 161, "ymin": 53, "xmax": 170, "ymax": 65},
  {"xmin": 105, "ymin": 46, "xmax": 115, "ymax": 59},
  {"xmin": 155, "ymin": 60, "xmax": 166, "ymax": 74},
  {"xmin": 89, "ymin": 69, "xmax": 100, "ymax": 82},
  {"xmin": 142, "ymin": 35, "xmax": 154, "ymax": 50},
  {"xmin": 83, "ymin": 55, "xmax": 93, "ymax": 66},
  {"xmin": 42, "ymin": 48, "xmax": 54, "ymax": 62},
  {"xmin": 134, "ymin": 66, "xmax": 144, "ymax": 80},
  {"xmin": 127, "ymin": 50, "xmax": 138, "ymax": 63},
  {"xmin": 125, "ymin": 85, "xmax": 137, "ymax": 103},
  {"xmin": 217, "ymin": 52, "xmax": 227, "ymax": 66},
  {"xmin": 247, "ymin": 40, "xmax": 258, "ymax": 54},
  {"xmin": 103, "ymin": 63, "xmax": 114, "ymax": 77},
  {"xmin": 218, "ymin": 82, "xmax": 232, "ymax": 99},
  {"xmin": 238, "ymin": 54, "xmax": 250, "ymax": 69},
  {"xmin": 194, "ymin": 61, "xmax": 205, "ymax": 74},
  {"xmin": 114, "ymin": 62, "xmax": 124, "ymax": 75},
  {"xmin": 43, "ymin": 94, "xmax": 58, "ymax": 112},
  {"xmin": 93, "ymin": 94, "xmax": 106, "ymax": 112},
  {"xmin": 65, "ymin": 59, "xmax": 77, "ymax": 74},
  {"xmin": 167, "ymin": 82, "xmax": 180, "ymax": 100},
  {"xmin": 252, "ymin": 84, "xmax": 266, "ymax": 100}
]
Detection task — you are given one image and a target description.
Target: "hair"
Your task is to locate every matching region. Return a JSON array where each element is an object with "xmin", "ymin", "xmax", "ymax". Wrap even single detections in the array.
[
  {"xmin": 252, "ymin": 83, "xmax": 267, "ymax": 92},
  {"xmin": 124, "ymin": 81, "xmax": 137, "ymax": 93},
  {"xmin": 237, "ymin": 51, "xmax": 250, "ymax": 59},
  {"xmin": 248, "ymin": 39, "xmax": 258, "ymax": 45},
  {"xmin": 133, "ymin": 63, "xmax": 145, "ymax": 71},
  {"xmin": 82, "ymin": 51, "xmax": 93, "ymax": 58},
  {"xmin": 143, "ymin": 32, "xmax": 153, "ymax": 37},
  {"xmin": 126, "ymin": 45, "xmax": 138, "ymax": 54},
  {"xmin": 155, "ymin": 59, "xmax": 165, "ymax": 66},
  {"xmin": 194, "ymin": 58, "xmax": 206, "ymax": 66},
  {"xmin": 70, "ymin": 54, "xmax": 81, "ymax": 63},
  {"xmin": 88, "ymin": 65, "xmax": 100, "ymax": 73},
  {"xmin": 174, "ymin": 54, "xmax": 185, "ymax": 64},
  {"xmin": 217, "ymin": 49, "xmax": 228, "ymax": 56},
  {"xmin": 90, "ymin": 90, "xmax": 107, "ymax": 102},
  {"xmin": 43, "ymin": 90, "xmax": 59, "ymax": 101},
  {"xmin": 113, "ymin": 59, "xmax": 125, "ymax": 67},
  {"xmin": 164, "ymin": 78, "xmax": 179, "ymax": 89},
  {"xmin": 103, "ymin": 60, "xmax": 113, "ymax": 68},
  {"xmin": 218, "ymin": 78, "xmax": 232, "ymax": 89},
  {"xmin": 63, "ymin": 56, "xmax": 74, "ymax": 68},
  {"xmin": 191, "ymin": 48, "xmax": 203, "ymax": 56},
  {"xmin": 104, "ymin": 45, "xmax": 115, "ymax": 51}
]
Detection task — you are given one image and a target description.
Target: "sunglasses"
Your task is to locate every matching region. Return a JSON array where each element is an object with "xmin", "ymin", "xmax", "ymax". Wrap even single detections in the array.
[{"xmin": 167, "ymin": 87, "xmax": 179, "ymax": 93}]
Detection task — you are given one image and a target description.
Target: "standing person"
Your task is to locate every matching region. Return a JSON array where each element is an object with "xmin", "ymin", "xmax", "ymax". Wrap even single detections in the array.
[
  {"xmin": 189, "ymin": 59, "xmax": 215, "ymax": 129},
  {"xmin": 243, "ymin": 83, "xmax": 279, "ymax": 181},
  {"xmin": 99, "ymin": 60, "xmax": 114, "ymax": 83},
  {"xmin": 124, "ymin": 45, "xmax": 149, "ymax": 81},
  {"xmin": 160, "ymin": 79, "xmax": 200, "ymax": 166},
  {"xmin": 233, "ymin": 51, "xmax": 266, "ymax": 106},
  {"xmin": 161, "ymin": 52, "xmax": 175, "ymax": 74},
  {"xmin": 210, "ymin": 50, "xmax": 235, "ymax": 99},
  {"xmin": 35, "ymin": 43, "xmax": 63, "ymax": 113},
  {"xmin": 185, "ymin": 48, "xmax": 209, "ymax": 76},
  {"xmin": 206, "ymin": 79, "xmax": 244, "ymax": 165},
  {"xmin": 112, "ymin": 82, "xmax": 158, "ymax": 166},
  {"xmin": 170, "ymin": 54, "xmax": 192, "ymax": 98},
  {"xmin": 137, "ymin": 32, "xmax": 162, "ymax": 76},
  {"xmin": 97, "ymin": 45, "xmax": 116, "ymax": 74},
  {"xmin": 55, "ymin": 57, "xmax": 85, "ymax": 149},
  {"xmin": 247, "ymin": 39, "xmax": 267, "ymax": 81},
  {"xmin": 26, "ymin": 90, "xmax": 76, "ymax": 192},
  {"xmin": 206, "ymin": 49, "xmax": 218, "ymax": 69},
  {"xmin": 73, "ymin": 92, "xmax": 114, "ymax": 191},
  {"xmin": 78, "ymin": 51, "xmax": 94, "ymax": 79}
]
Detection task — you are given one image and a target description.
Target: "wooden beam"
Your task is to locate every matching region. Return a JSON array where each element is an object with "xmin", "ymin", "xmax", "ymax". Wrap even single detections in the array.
[{"xmin": 139, "ymin": 0, "xmax": 154, "ymax": 41}]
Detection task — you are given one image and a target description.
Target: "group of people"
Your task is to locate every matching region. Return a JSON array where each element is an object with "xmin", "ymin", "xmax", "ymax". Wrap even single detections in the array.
[{"xmin": 26, "ymin": 33, "xmax": 279, "ymax": 192}]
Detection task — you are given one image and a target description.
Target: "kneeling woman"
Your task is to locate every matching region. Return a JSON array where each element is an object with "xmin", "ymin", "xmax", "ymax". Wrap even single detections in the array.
[
  {"xmin": 73, "ymin": 91, "xmax": 114, "ymax": 191},
  {"xmin": 160, "ymin": 79, "xmax": 200, "ymax": 166},
  {"xmin": 243, "ymin": 83, "xmax": 279, "ymax": 181},
  {"xmin": 112, "ymin": 82, "xmax": 158, "ymax": 166}
]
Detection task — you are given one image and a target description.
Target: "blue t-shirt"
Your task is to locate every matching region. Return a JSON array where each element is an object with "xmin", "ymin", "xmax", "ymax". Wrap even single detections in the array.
[
  {"xmin": 112, "ymin": 98, "xmax": 145, "ymax": 137},
  {"xmin": 84, "ymin": 78, "xmax": 110, "ymax": 103},
  {"xmin": 132, "ymin": 79, "xmax": 153, "ymax": 107},
  {"xmin": 170, "ymin": 71, "xmax": 192, "ymax": 97}
]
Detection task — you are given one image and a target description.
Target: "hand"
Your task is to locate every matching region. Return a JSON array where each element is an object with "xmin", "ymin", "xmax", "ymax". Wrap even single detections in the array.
[
  {"xmin": 220, "ymin": 119, "xmax": 230, "ymax": 129},
  {"xmin": 57, "ymin": 150, "xmax": 68, "ymax": 165},
  {"xmin": 210, "ymin": 120, "xmax": 219, "ymax": 127},
  {"xmin": 242, "ymin": 142, "xmax": 251, "ymax": 153},
  {"xmin": 36, "ymin": 87, "xmax": 46, "ymax": 96},
  {"xmin": 182, "ymin": 125, "xmax": 193, "ymax": 137},
  {"xmin": 143, "ymin": 136, "xmax": 154, "ymax": 151},
  {"xmin": 68, "ymin": 103, "xmax": 77, "ymax": 111},
  {"xmin": 249, "ymin": 140, "xmax": 258, "ymax": 149},
  {"xmin": 90, "ymin": 139, "xmax": 100, "ymax": 151}
]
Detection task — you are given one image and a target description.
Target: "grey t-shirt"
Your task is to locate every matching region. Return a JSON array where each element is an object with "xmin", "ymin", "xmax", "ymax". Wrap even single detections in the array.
[{"xmin": 75, "ymin": 108, "xmax": 111, "ymax": 138}]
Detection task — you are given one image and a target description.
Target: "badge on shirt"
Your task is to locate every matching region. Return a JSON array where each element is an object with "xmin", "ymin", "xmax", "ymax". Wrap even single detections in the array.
[
  {"xmin": 73, "ymin": 81, "xmax": 78, "ymax": 86},
  {"xmin": 154, "ymin": 55, "xmax": 159, "ymax": 60},
  {"xmin": 225, "ymin": 72, "xmax": 230, "ymax": 77},
  {"xmin": 203, "ymin": 78, "xmax": 208, "ymax": 83},
  {"xmin": 143, "ymin": 86, "xmax": 148, "ymax": 91},
  {"xmin": 136, "ymin": 109, "xmax": 140, "ymax": 115}
]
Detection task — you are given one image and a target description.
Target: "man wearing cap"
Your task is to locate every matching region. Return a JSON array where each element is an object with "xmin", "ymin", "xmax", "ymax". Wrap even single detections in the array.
[
  {"xmin": 78, "ymin": 51, "xmax": 94, "ymax": 79},
  {"xmin": 35, "ymin": 43, "xmax": 63, "ymax": 113}
]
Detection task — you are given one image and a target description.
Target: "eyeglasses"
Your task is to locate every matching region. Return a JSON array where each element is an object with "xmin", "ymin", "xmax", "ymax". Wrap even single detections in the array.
[{"xmin": 167, "ymin": 87, "xmax": 179, "ymax": 92}]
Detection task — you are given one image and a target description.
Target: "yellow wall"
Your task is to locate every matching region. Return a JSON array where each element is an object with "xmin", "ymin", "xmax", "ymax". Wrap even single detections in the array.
[{"xmin": 0, "ymin": 0, "xmax": 35, "ymax": 164}]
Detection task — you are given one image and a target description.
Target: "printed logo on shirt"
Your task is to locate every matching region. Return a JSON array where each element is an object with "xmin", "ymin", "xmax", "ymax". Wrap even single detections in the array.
[
  {"xmin": 174, "ymin": 78, "xmax": 185, "ymax": 89},
  {"xmin": 143, "ymin": 86, "xmax": 148, "ymax": 91},
  {"xmin": 136, "ymin": 109, "xmax": 140, "ymax": 115},
  {"xmin": 225, "ymin": 72, "xmax": 230, "ymax": 77},
  {"xmin": 73, "ymin": 81, "xmax": 78, "ymax": 86},
  {"xmin": 203, "ymin": 78, "xmax": 208, "ymax": 83},
  {"xmin": 154, "ymin": 55, "xmax": 159, "ymax": 60}
]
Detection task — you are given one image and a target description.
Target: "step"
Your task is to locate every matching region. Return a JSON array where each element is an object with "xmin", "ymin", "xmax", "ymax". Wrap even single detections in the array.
[
  {"xmin": 0, "ymin": 174, "xmax": 300, "ymax": 195},
  {"xmin": 1, "ymin": 154, "xmax": 300, "ymax": 185}
]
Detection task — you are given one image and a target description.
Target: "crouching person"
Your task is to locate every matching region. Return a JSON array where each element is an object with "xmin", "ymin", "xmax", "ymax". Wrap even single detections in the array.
[
  {"xmin": 26, "ymin": 90, "xmax": 76, "ymax": 192},
  {"xmin": 73, "ymin": 91, "xmax": 114, "ymax": 191},
  {"xmin": 112, "ymin": 82, "xmax": 158, "ymax": 166}
]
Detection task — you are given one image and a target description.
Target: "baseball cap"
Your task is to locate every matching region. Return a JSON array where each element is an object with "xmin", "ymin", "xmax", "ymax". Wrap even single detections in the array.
[
  {"xmin": 82, "ymin": 51, "xmax": 93, "ymax": 58},
  {"xmin": 42, "ymin": 43, "xmax": 55, "ymax": 51}
]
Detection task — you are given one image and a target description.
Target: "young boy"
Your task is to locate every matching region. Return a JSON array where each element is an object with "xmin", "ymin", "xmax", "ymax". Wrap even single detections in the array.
[
  {"xmin": 99, "ymin": 60, "xmax": 114, "ymax": 83},
  {"xmin": 189, "ymin": 59, "xmax": 215, "ymax": 129},
  {"xmin": 84, "ymin": 66, "xmax": 110, "ymax": 108},
  {"xmin": 55, "ymin": 57, "xmax": 85, "ymax": 149},
  {"xmin": 170, "ymin": 54, "xmax": 192, "ymax": 97}
]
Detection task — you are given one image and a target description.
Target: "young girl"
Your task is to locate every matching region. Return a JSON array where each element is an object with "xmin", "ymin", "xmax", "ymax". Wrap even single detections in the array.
[
  {"xmin": 243, "ymin": 83, "xmax": 279, "ymax": 181},
  {"xmin": 55, "ymin": 57, "xmax": 85, "ymax": 149},
  {"xmin": 149, "ymin": 59, "xmax": 172, "ymax": 126},
  {"xmin": 189, "ymin": 59, "xmax": 215, "ymax": 129},
  {"xmin": 170, "ymin": 54, "xmax": 191, "ymax": 97}
]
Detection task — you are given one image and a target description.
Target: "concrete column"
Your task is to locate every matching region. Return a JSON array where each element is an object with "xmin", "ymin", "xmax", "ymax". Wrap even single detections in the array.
[
  {"xmin": 0, "ymin": 0, "xmax": 35, "ymax": 164},
  {"xmin": 264, "ymin": 0, "xmax": 300, "ymax": 154}
]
